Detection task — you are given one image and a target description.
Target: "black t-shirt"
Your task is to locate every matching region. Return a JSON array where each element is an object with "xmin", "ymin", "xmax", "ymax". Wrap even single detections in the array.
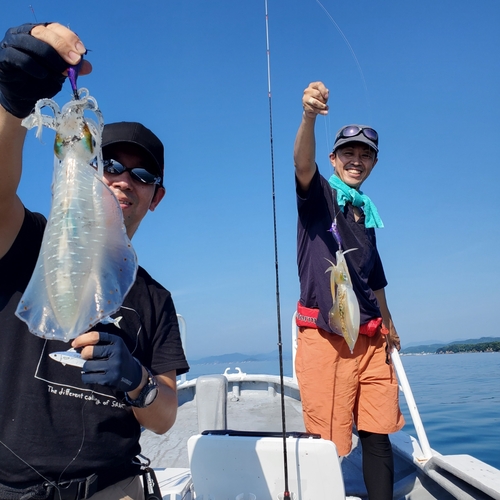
[
  {"xmin": 0, "ymin": 209, "xmax": 189, "ymax": 487},
  {"xmin": 296, "ymin": 169, "xmax": 388, "ymax": 333}
]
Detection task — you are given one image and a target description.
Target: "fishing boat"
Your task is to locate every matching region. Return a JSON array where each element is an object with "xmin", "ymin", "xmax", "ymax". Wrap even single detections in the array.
[
  {"xmin": 105, "ymin": 6, "xmax": 500, "ymax": 496},
  {"xmin": 134, "ymin": 4, "xmax": 499, "ymax": 497},
  {"xmin": 139, "ymin": 314, "xmax": 500, "ymax": 500}
]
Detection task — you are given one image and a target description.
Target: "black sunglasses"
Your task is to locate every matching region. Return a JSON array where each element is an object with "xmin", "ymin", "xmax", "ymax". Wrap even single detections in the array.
[
  {"xmin": 96, "ymin": 159, "xmax": 161, "ymax": 186},
  {"xmin": 336, "ymin": 126, "xmax": 378, "ymax": 144}
]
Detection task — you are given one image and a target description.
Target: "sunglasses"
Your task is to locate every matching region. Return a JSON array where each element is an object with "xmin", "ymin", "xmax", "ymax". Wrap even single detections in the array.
[
  {"xmin": 96, "ymin": 159, "xmax": 161, "ymax": 186},
  {"xmin": 336, "ymin": 126, "xmax": 378, "ymax": 145}
]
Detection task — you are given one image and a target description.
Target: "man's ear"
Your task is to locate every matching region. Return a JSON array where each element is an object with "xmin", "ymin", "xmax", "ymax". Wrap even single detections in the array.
[
  {"xmin": 149, "ymin": 186, "xmax": 165, "ymax": 212},
  {"xmin": 329, "ymin": 152, "xmax": 337, "ymax": 169}
]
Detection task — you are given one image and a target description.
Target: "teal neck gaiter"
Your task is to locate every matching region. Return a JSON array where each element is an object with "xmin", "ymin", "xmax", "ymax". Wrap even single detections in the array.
[{"xmin": 328, "ymin": 174, "xmax": 384, "ymax": 229}]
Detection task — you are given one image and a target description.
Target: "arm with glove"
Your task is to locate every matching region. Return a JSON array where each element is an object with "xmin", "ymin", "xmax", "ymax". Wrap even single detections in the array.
[
  {"xmin": 72, "ymin": 331, "xmax": 178, "ymax": 434},
  {"xmin": 0, "ymin": 22, "xmax": 89, "ymax": 259},
  {"xmin": 1, "ymin": 22, "xmax": 179, "ymax": 434}
]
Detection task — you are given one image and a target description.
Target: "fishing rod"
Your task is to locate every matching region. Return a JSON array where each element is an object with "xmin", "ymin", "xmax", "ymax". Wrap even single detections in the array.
[{"xmin": 264, "ymin": 1, "xmax": 291, "ymax": 498}]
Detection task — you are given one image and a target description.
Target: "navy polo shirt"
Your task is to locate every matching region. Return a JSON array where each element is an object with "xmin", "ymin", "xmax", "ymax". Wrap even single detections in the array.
[{"xmin": 296, "ymin": 168, "xmax": 387, "ymax": 334}]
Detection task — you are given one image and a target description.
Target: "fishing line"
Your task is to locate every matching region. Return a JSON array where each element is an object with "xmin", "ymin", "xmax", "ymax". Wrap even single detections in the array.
[
  {"xmin": 315, "ymin": 0, "xmax": 371, "ymax": 112},
  {"xmin": 315, "ymin": 0, "xmax": 373, "ymax": 166},
  {"xmin": 0, "ymin": 396, "xmax": 89, "ymax": 498},
  {"xmin": 29, "ymin": 5, "xmax": 38, "ymax": 23},
  {"xmin": 323, "ymin": 112, "xmax": 333, "ymax": 161},
  {"xmin": 121, "ymin": 305, "xmax": 143, "ymax": 356},
  {"xmin": 55, "ymin": 397, "xmax": 90, "ymax": 496},
  {"xmin": 264, "ymin": 1, "xmax": 291, "ymax": 498},
  {"xmin": 0, "ymin": 439, "xmax": 54, "ymax": 485}
]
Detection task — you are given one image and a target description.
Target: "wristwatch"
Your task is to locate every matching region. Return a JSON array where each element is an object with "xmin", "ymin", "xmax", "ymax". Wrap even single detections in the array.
[{"xmin": 125, "ymin": 368, "xmax": 158, "ymax": 408}]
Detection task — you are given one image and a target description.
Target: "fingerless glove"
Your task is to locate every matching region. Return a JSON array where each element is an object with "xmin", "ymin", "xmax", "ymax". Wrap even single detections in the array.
[
  {"xmin": 81, "ymin": 332, "xmax": 144, "ymax": 393},
  {"xmin": 0, "ymin": 23, "xmax": 67, "ymax": 118}
]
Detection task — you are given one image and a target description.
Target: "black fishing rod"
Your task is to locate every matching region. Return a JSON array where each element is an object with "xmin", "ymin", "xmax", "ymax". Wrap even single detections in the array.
[{"xmin": 264, "ymin": 1, "xmax": 291, "ymax": 498}]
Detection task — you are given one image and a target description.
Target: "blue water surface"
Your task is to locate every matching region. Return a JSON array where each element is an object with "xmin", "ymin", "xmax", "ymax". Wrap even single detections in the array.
[
  {"xmin": 185, "ymin": 352, "xmax": 500, "ymax": 470},
  {"xmin": 398, "ymin": 352, "xmax": 500, "ymax": 470}
]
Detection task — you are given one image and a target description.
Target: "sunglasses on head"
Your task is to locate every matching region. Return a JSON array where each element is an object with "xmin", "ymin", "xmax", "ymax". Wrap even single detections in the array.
[
  {"xmin": 336, "ymin": 126, "xmax": 378, "ymax": 145},
  {"xmin": 96, "ymin": 159, "xmax": 161, "ymax": 185}
]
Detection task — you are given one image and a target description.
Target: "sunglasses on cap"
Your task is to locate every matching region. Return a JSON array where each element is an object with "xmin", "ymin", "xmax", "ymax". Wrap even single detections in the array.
[
  {"xmin": 336, "ymin": 126, "xmax": 378, "ymax": 144},
  {"xmin": 94, "ymin": 159, "xmax": 161, "ymax": 185}
]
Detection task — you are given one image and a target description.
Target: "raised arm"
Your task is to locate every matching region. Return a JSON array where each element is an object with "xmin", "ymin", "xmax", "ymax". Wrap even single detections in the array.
[
  {"xmin": 0, "ymin": 23, "xmax": 89, "ymax": 258},
  {"xmin": 294, "ymin": 81, "xmax": 329, "ymax": 192},
  {"xmin": 0, "ymin": 107, "xmax": 26, "ymax": 258}
]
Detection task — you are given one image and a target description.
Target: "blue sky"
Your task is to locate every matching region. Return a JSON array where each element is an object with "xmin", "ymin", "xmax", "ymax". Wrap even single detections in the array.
[{"xmin": 3, "ymin": 0, "xmax": 500, "ymax": 360}]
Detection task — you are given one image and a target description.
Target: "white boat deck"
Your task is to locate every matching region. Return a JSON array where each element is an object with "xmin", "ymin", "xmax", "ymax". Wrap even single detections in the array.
[
  {"xmin": 139, "ymin": 319, "xmax": 500, "ymax": 499},
  {"xmin": 141, "ymin": 375, "xmax": 305, "ymax": 469},
  {"xmin": 140, "ymin": 372, "xmax": 496, "ymax": 499}
]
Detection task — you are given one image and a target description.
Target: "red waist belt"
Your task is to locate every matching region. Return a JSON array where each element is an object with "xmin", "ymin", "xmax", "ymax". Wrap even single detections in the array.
[{"xmin": 296, "ymin": 302, "xmax": 388, "ymax": 336}]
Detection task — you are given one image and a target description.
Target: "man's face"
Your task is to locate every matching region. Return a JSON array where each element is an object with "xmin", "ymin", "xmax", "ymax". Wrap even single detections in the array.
[
  {"xmin": 102, "ymin": 143, "xmax": 165, "ymax": 239},
  {"xmin": 329, "ymin": 143, "xmax": 378, "ymax": 189}
]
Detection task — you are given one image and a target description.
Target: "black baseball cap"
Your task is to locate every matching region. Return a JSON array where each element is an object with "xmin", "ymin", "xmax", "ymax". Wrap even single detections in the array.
[
  {"xmin": 102, "ymin": 122, "xmax": 164, "ymax": 186},
  {"xmin": 332, "ymin": 124, "xmax": 379, "ymax": 154}
]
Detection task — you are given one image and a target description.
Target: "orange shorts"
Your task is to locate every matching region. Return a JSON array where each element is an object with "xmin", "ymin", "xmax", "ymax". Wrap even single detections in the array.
[{"xmin": 295, "ymin": 327, "xmax": 405, "ymax": 456}]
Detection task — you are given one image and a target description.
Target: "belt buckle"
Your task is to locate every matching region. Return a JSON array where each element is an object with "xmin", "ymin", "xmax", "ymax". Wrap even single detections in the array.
[
  {"xmin": 55, "ymin": 474, "xmax": 98, "ymax": 500},
  {"xmin": 57, "ymin": 479, "xmax": 80, "ymax": 500}
]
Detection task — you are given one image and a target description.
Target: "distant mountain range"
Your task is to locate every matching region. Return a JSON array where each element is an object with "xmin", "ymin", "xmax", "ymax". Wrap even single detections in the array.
[
  {"xmin": 191, "ymin": 336, "xmax": 500, "ymax": 363},
  {"xmin": 191, "ymin": 349, "xmax": 291, "ymax": 365},
  {"xmin": 401, "ymin": 337, "xmax": 500, "ymax": 354}
]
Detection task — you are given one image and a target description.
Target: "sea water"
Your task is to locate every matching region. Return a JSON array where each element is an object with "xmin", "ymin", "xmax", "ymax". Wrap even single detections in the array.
[
  {"xmin": 185, "ymin": 352, "xmax": 500, "ymax": 470},
  {"xmin": 397, "ymin": 352, "xmax": 500, "ymax": 470}
]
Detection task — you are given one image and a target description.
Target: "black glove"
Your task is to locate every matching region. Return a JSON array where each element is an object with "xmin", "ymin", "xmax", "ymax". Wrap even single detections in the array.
[
  {"xmin": 81, "ymin": 332, "xmax": 144, "ymax": 393},
  {"xmin": 0, "ymin": 23, "xmax": 67, "ymax": 118}
]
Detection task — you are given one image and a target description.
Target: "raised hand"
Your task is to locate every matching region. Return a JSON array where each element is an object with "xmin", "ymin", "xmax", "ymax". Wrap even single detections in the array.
[
  {"xmin": 302, "ymin": 81, "xmax": 329, "ymax": 118},
  {"xmin": 0, "ymin": 22, "xmax": 90, "ymax": 118}
]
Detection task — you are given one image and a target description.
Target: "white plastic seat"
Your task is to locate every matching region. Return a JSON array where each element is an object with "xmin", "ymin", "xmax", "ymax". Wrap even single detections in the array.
[{"xmin": 188, "ymin": 431, "xmax": 345, "ymax": 500}]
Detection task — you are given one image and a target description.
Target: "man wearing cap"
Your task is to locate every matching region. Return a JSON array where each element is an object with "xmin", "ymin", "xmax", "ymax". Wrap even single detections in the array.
[
  {"xmin": 293, "ymin": 81, "xmax": 404, "ymax": 500},
  {"xmin": 0, "ymin": 23, "xmax": 188, "ymax": 499}
]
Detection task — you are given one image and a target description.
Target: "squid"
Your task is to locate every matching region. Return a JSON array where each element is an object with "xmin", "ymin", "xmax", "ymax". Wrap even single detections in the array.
[
  {"xmin": 325, "ymin": 220, "xmax": 360, "ymax": 353},
  {"xmin": 16, "ymin": 81, "xmax": 137, "ymax": 342}
]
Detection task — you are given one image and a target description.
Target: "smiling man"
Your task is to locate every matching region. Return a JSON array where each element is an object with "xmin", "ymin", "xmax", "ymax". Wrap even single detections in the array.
[
  {"xmin": 100, "ymin": 122, "xmax": 165, "ymax": 238},
  {"xmin": 0, "ymin": 22, "xmax": 188, "ymax": 499},
  {"xmin": 293, "ymin": 81, "xmax": 404, "ymax": 500}
]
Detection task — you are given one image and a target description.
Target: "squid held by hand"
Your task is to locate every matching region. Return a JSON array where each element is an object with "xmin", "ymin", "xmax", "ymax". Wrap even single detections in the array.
[
  {"xmin": 325, "ymin": 220, "xmax": 360, "ymax": 352},
  {"xmin": 16, "ymin": 83, "xmax": 137, "ymax": 342}
]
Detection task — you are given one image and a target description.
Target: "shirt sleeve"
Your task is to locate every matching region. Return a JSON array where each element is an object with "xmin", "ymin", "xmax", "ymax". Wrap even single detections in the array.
[
  {"xmin": 367, "ymin": 242, "xmax": 388, "ymax": 291},
  {"xmin": 150, "ymin": 291, "xmax": 190, "ymax": 376}
]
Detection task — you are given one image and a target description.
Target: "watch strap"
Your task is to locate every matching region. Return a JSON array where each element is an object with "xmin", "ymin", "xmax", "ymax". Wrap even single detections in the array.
[{"xmin": 125, "ymin": 367, "xmax": 158, "ymax": 408}]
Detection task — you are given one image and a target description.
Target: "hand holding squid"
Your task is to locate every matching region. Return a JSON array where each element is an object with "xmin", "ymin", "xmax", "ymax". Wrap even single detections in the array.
[
  {"xmin": 325, "ymin": 220, "xmax": 360, "ymax": 352},
  {"xmin": 13, "ymin": 23, "xmax": 137, "ymax": 342},
  {"xmin": 0, "ymin": 22, "xmax": 89, "ymax": 118}
]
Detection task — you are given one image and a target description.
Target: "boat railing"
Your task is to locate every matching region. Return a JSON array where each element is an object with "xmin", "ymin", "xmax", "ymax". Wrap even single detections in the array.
[
  {"xmin": 390, "ymin": 349, "xmax": 432, "ymax": 460},
  {"xmin": 177, "ymin": 314, "xmax": 187, "ymax": 384},
  {"xmin": 291, "ymin": 312, "xmax": 433, "ymax": 461}
]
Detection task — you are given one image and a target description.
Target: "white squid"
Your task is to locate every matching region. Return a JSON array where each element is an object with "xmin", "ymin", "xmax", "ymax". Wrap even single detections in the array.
[
  {"xmin": 325, "ymin": 248, "xmax": 360, "ymax": 353},
  {"xmin": 16, "ymin": 89, "xmax": 138, "ymax": 342}
]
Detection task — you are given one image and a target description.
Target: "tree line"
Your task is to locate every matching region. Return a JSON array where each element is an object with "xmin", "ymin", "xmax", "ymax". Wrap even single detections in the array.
[{"xmin": 435, "ymin": 341, "xmax": 500, "ymax": 354}]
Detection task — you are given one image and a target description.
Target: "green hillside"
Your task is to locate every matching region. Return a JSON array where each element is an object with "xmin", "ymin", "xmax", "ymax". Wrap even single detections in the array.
[
  {"xmin": 401, "ymin": 337, "xmax": 500, "ymax": 354},
  {"xmin": 435, "ymin": 341, "xmax": 500, "ymax": 354}
]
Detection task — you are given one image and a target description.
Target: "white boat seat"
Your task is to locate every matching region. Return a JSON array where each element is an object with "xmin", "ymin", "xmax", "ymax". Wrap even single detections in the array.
[
  {"xmin": 188, "ymin": 430, "xmax": 346, "ymax": 500},
  {"xmin": 196, "ymin": 374, "xmax": 228, "ymax": 433}
]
